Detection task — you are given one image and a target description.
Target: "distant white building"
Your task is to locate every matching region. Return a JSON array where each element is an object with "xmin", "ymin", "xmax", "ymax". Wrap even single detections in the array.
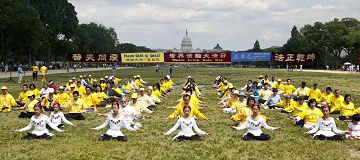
[{"xmin": 180, "ymin": 30, "xmax": 193, "ymax": 52}]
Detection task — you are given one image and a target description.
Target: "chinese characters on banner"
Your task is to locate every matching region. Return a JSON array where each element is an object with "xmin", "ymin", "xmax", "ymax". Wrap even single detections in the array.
[
  {"xmin": 231, "ymin": 52, "xmax": 272, "ymax": 62},
  {"xmin": 68, "ymin": 53, "xmax": 121, "ymax": 62},
  {"xmin": 164, "ymin": 52, "xmax": 231, "ymax": 63},
  {"xmin": 121, "ymin": 53, "xmax": 164, "ymax": 63},
  {"xmin": 272, "ymin": 53, "xmax": 317, "ymax": 63}
]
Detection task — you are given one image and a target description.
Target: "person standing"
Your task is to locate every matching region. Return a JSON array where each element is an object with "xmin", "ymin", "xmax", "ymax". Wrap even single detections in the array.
[
  {"xmin": 40, "ymin": 65, "xmax": 47, "ymax": 84},
  {"xmin": 112, "ymin": 64, "xmax": 117, "ymax": 76},
  {"xmin": 31, "ymin": 64, "xmax": 39, "ymax": 83},
  {"xmin": 17, "ymin": 65, "xmax": 23, "ymax": 84},
  {"xmin": 209, "ymin": 69, "xmax": 212, "ymax": 76}
]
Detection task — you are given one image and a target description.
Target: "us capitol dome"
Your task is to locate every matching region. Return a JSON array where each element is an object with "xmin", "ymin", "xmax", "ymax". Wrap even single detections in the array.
[{"xmin": 180, "ymin": 30, "xmax": 193, "ymax": 51}]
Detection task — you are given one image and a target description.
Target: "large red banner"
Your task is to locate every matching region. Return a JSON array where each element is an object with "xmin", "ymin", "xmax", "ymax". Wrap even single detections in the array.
[
  {"xmin": 272, "ymin": 53, "xmax": 317, "ymax": 63},
  {"xmin": 68, "ymin": 53, "xmax": 121, "ymax": 63},
  {"xmin": 164, "ymin": 52, "xmax": 231, "ymax": 63}
]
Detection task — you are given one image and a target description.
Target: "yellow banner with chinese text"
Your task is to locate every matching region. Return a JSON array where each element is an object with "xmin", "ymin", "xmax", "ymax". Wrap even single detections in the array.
[{"xmin": 121, "ymin": 52, "xmax": 164, "ymax": 63}]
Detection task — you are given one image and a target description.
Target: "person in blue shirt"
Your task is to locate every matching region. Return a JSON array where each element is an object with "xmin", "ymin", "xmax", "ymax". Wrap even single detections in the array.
[{"xmin": 17, "ymin": 65, "xmax": 23, "ymax": 84}]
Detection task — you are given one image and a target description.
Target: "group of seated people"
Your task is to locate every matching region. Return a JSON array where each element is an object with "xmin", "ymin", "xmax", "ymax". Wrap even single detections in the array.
[
  {"xmin": 214, "ymin": 75, "xmax": 360, "ymax": 141},
  {"xmin": 4, "ymin": 74, "xmax": 176, "ymax": 141}
]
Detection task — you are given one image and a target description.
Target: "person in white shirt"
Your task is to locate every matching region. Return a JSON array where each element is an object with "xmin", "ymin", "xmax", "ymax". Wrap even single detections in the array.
[
  {"xmin": 39, "ymin": 83, "xmax": 54, "ymax": 98},
  {"xmin": 162, "ymin": 106, "xmax": 209, "ymax": 141},
  {"xmin": 346, "ymin": 114, "xmax": 360, "ymax": 139},
  {"xmin": 304, "ymin": 105, "xmax": 348, "ymax": 140},
  {"xmin": 90, "ymin": 101, "xmax": 136, "ymax": 141},
  {"xmin": 15, "ymin": 103, "xmax": 64, "ymax": 140},
  {"xmin": 48, "ymin": 103, "xmax": 75, "ymax": 129},
  {"xmin": 263, "ymin": 88, "xmax": 281, "ymax": 109},
  {"xmin": 119, "ymin": 98, "xmax": 142, "ymax": 130},
  {"xmin": 138, "ymin": 88, "xmax": 156, "ymax": 108},
  {"xmin": 231, "ymin": 103, "xmax": 280, "ymax": 141}
]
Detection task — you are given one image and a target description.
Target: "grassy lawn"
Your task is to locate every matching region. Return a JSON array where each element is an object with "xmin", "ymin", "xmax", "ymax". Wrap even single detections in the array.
[{"xmin": 0, "ymin": 67, "xmax": 360, "ymax": 160}]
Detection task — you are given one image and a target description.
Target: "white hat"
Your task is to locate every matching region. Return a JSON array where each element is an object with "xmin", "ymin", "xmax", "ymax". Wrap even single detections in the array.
[
  {"xmin": 187, "ymin": 76, "xmax": 191, "ymax": 78},
  {"xmin": 166, "ymin": 75, "xmax": 170, "ymax": 79},
  {"xmin": 88, "ymin": 75, "xmax": 91, "ymax": 77},
  {"xmin": 259, "ymin": 75, "xmax": 263, "ymax": 78},
  {"xmin": 239, "ymin": 92, "xmax": 246, "ymax": 96},
  {"xmin": 232, "ymin": 90, "xmax": 240, "ymax": 95},
  {"xmin": 59, "ymin": 86, "xmax": 65, "ymax": 90}
]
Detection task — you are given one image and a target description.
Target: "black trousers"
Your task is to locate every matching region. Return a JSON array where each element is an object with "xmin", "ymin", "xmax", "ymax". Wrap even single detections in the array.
[
  {"xmin": 64, "ymin": 113, "xmax": 85, "ymax": 120},
  {"xmin": 43, "ymin": 106, "xmax": 54, "ymax": 111},
  {"xmin": 174, "ymin": 135, "xmax": 201, "ymax": 141},
  {"xmin": 46, "ymin": 124, "xmax": 64, "ymax": 129},
  {"xmin": 18, "ymin": 112, "xmax": 35, "ymax": 118},
  {"xmin": 295, "ymin": 120, "xmax": 305, "ymax": 127},
  {"xmin": 243, "ymin": 133, "xmax": 271, "ymax": 141},
  {"xmin": 99, "ymin": 134, "xmax": 127, "ymax": 141},
  {"xmin": 314, "ymin": 134, "xmax": 343, "ymax": 141},
  {"xmin": 22, "ymin": 133, "xmax": 51, "ymax": 140},
  {"xmin": 339, "ymin": 115, "xmax": 350, "ymax": 120}
]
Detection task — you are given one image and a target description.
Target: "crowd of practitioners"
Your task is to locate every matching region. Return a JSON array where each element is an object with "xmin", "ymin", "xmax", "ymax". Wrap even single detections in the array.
[
  {"xmin": 215, "ymin": 75, "xmax": 360, "ymax": 141},
  {"xmin": 1, "ymin": 73, "xmax": 360, "ymax": 142}
]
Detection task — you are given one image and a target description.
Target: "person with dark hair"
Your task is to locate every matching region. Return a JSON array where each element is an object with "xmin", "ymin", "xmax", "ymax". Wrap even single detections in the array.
[
  {"xmin": 17, "ymin": 84, "xmax": 29, "ymax": 107},
  {"xmin": 329, "ymin": 89, "xmax": 344, "ymax": 114},
  {"xmin": 240, "ymin": 80, "xmax": 253, "ymax": 92},
  {"xmin": 94, "ymin": 86, "xmax": 107, "ymax": 107},
  {"xmin": 162, "ymin": 106, "xmax": 209, "ymax": 141},
  {"xmin": 57, "ymin": 86, "xmax": 71, "ymax": 108},
  {"xmin": 103, "ymin": 81, "xmax": 124, "ymax": 100},
  {"xmin": 17, "ymin": 91, "xmax": 38, "ymax": 118},
  {"xmin": 15, "ymin": 103, "xmax": 64, "ymax": 140},
  {"xmin": 81, "ymin": 86, "xmax": 99, "ymax": 112},
  {"xmin": 90, "ymin": 101, "xmax": 136, "ymax": 141},
  {"xmin": 231, "ymin": 103, "xmax": 280, "ymax": 141},
  {"xmin": 41, "ymin": 90, "xmax": 59, "ymax": 111},
  {"xmin": 337, "ymin": 94, "xmax": 356, "ymax": 120},
  {"xmin": 64, "ymin": 91, "xmax": 87, "ymax": 120},
  {"xmin": 167, "ymin": 93, "xmax": 208, "ymax": 120},
  {"xmin": 49, "ymin": 103, "xmax": 75, "ymax": 129},
  {"xmin": 283, "ymin": 96, "xmax": 309, "ymax": 122},
  {"xmin": 264, "ymin": 88, "xmax": 281, "ymax": 109},
  {"xmin": 307, "ymin": 82, "xmax": 322, "ymax": 103},
  {"xmin": 296, "ymin": 99, "xmax": 323, "ymax": 129},
  {"xmin": 320, "ymin": 87, "xmax": 333, "ymax": 103},
  {"xmin": 283, "ymin": 79, "xmax": 296, "ymax": 95},
  {"xmin": 346, "ymin": 114, "xmax": 360, "ymax": 139},
  {"xmin": 304, "ymin": 104, "xmax": 348, "ymax": 141},
  {"xmin": 293, "ymin": 81, "xmax": 310, "ymax": 99},
  {"xmin": 29, "ymin": 84, "xmax": 40, "ymax": 99}
]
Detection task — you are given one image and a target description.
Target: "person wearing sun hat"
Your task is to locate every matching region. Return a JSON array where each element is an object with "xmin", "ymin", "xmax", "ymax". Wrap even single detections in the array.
[
  {"xmin": 222, "ymin": 90, "xmax": 240, "ymax": 108},
  {"xmin": 274, "ymin": 79, "xmax": 284, "ymax": 92},
  {"xmin": 57, "ymin": 86, "xmax": 71, "ymax": 108},
  {"xmin": 219, "ymin": 83, "xmax": 236, "ymax": 105},
  {"xmin": 138, "ymin": 88, "xmax": 156, "ymax": 108},
  {"xmin": 127, "ymin": 93, "xmax": 153, "ymax": 116},
  {"xmin": 223, "ymin": 91, "xmax": 246, "ymax": 114},
  {"xmin": 17, "ymin": 91, "xmax": 38, "ymax": 118},
  {"xmin": 0, "ymin": 86, "xmax": 17, "ymax": 112},
  {"xmin": 41, "ymin": 90, "xmax": 59, "ymax": 111}
]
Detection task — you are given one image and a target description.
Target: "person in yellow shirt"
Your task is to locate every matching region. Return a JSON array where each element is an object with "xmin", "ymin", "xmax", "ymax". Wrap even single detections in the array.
[
  {"xmin": 147, "ymin": 86, "xmax": 161, "ymax": 104},
  {"xmin": 74, "ymin": 81, "xmax": 86, "ymax": 97},
  {"xmin": 57, "ymin": 86, "xmax": 71, "ymax": 108},
  {"xmin": 223, "ymin": 90, "xmax": 240, "ymax": 107},
  {"xmin": 168, "ymin": 93, "xmax": 208, "ymax": 120},
  {"xmin": 17, "ymin": 84, "xmax": 30, "ymax": 106},
  {"xmin": 293, "ymin": 81, "xmax": 310, "ymax": 98},
  {"xmin": 128, "ymin": 93, "xmax": 153, "ymax": 116},
  {"xmin": 329, "ymin": 89, "xmax": 344, "ymax": 114},
  {"xmin": 17, "ymin": 92, "xmax": 38, "ymax": 118},
  {"xmin": 320, "ymin": 87, "xmax": 333, "ymax": 104},
  {"xmin": 258, "ymin": 83, "xmax": 272, "ymax": 103},
  {"xmin": 307, "ymin": 82, "xmax": 322, "ymax": 102},
  {"xmin": 217, "ymin": 80, "xmax": 229, "ymax": 95},
  {"xmin": 338, "ymin": 94, "xmax": 356, "ymax": 120},
  {"xmin": 223, "ymin": 92, "xmax": 246, "ymax": 114},
  {"xmin": 29, "ymin": 84, "xmax": 40, "ymax": 99},
  {"xmin": 297, "ymin": 99, "xmax": 323, "ymax": 129},
  {"xmin": 64, "ymin": 91, "xmax": 87, "ymax": 120},
  {"xmin": 100, "ymin": 78, "xmax": 107, "ymax": 91},
  {"xmin": 41, "ymin": 91, "xmax": 59, "ymax": 111},
  {"xmin": 230, "ymin": 97, "xmax": 268, "ymax": 123},
  {"xmin": 152, "ymin": 84, "xmax": 163, "ymax": 101},
  {"xmin": 0, "ymin": 86, "xmax": 17, "ymax": 112},
  {"xmin": 81, "ymin": 87, "xmax": 99, "ymax": 112},
  {"xmin": 279, "ymin": 95, "xmax": 296, "ymax": 109},
  {"xmin": 40, "ymin": 65, "xmax": 47, "ymax": 84},
  {"xmin": 283, "ymin": 79, "xmax": 296, "ymax": 95},
  {"xmin": 67, "ymin": 84, "xmax": 76, "ymax": 98},
  {"xmin": 274, "ymin": 79, "xmax": 284, "ymax": 92},
  {"xmin": 122, "ymin": 80, "xmax": 133, "ymax": 94},
  {"xmin": 283, "ymin": 96, "xmax": 309, "ymax": 118},
  {"xmin": 31, "ymin": 64, "xmax": 39, "ymax": 83},
  {"xmin": 94, "ymin": 86, "xmax": 107, "ymax": 107},
  {"xmin": 220, "ymin": 83, "xmax": 234, "ymax": 101}
]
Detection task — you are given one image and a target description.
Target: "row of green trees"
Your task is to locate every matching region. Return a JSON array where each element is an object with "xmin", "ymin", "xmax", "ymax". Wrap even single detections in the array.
[
  {"xmin": 250, "ymin": 18, "xmax": 360, "ymax": 68},
  {"xmin": 0, "ymin": 0, "xmax": 152, "ymax": 65}
]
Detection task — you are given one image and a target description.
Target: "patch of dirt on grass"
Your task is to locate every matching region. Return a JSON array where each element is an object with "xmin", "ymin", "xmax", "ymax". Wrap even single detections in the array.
[{"xmin": 348, "ymin": 149, "xmax": 360, "ymax": 158}]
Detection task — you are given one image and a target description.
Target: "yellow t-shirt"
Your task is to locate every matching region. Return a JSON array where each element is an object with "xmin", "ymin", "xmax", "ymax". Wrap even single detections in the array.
[
  {"xmin": 81, "ymin": 93, "xmax": 99, "ymax": 108},
  {"xmin": 329, "ymin": 95, "xmax": 345, "ymax": 112},
  {"xmin": 260, "ymin": 89, "xmax": 272, "ymax": 100},
  {"xmin": 0, "ymin": 94, "xmax": 17, "ymax": 112},
  {"xmin": 307, "ymin": 88, "xmax": 322, "ymax": 102},
  {"xmin": 320, "ymin": 92, "xmax": 334, "ymax": 103},
  {"xmin": 283, "ymin": 84, "xmax": 296, "ymax": 95},
  {"xmin": 40, "ymin": 66, "xmax": 47, "ymax": 75},
  {"xmin": 31, "ymin": 89, "xmax": 41, "ymax": 99},
  {"xmin": 41, "ymin": 95, "xmax": 59, "ymax": 108},
  {"xmin": 299, "ymin": 108, "xmax": 323, "ymax": 124},
  {"xmin": 32, "ymin": 66, "xmax": 39, "ymax": 72},
  {"xmin": 66, "ymin": 98, "xmax": 86, "ymax": 113},
  {"xmin": 95, "ymin": 92, "xmax": 107, "ymax": 101},
  {"xmin": 25, "ymin": 99, "xmax": 39, "ymax": 112},
  {"xmin": 18, "ymin": 91, "xmax": 30, "ymax": 103},
  {"xmin": 339, "ymin": 102, "xmax": 355, "ymax": 117},
  {"xmin": 226, "ymin": 97, "xmax": 239, "ymax": 107},
  {"xmin": 57, "ymin": 93, "xmax": 71, "ymax": 107}
]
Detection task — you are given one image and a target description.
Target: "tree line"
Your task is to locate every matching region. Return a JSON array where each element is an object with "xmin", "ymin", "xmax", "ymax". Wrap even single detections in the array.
[{"xmin": 0, "ymin": 0, "xmax": 152, "ymax": 66}]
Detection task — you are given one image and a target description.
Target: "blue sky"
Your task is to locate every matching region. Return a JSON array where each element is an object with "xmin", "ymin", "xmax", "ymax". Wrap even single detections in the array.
[{"xmin": 69, "ymin": 0, "xmax": 360, "ymax": 50}]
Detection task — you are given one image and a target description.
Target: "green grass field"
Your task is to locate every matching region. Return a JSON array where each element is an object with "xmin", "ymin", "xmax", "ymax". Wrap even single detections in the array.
[{"xmin": 1, "ymin": 67, "xmax": 360, "ymax": 160}]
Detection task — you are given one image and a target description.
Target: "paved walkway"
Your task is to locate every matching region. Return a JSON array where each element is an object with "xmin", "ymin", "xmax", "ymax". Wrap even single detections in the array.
[{"xmin": 0, "ymin": 67, "xmax": 126, "ymax": 79}]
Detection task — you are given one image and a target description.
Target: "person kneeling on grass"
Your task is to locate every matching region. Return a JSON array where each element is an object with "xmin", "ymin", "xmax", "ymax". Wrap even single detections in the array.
[
  {"xmin": 231, "ymin": 103, "xmax": 280, "ymax": 141},
  {"xmin": 48, "ymin": 103, "xmax": 76, "ymax": 129},
  {"xmin": 15, "ymin": 103, "xmax": 65, "ymax": 140},
  {"xmin": 90, "ymin": 101, "xmax": 136, "ymax": 141},
  {"xmin": 304, "ymin": 105, "xmax": 349, "ymax": 140},
  {"xmin": 162, "ymin": 106, "xmax": 209, "ymax": 141}
]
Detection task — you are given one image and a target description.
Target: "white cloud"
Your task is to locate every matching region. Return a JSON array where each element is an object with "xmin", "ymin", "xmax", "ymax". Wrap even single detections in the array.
[{"xmin": 68, "ymin": 0, "xmax": 360, "ymax": 50}]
